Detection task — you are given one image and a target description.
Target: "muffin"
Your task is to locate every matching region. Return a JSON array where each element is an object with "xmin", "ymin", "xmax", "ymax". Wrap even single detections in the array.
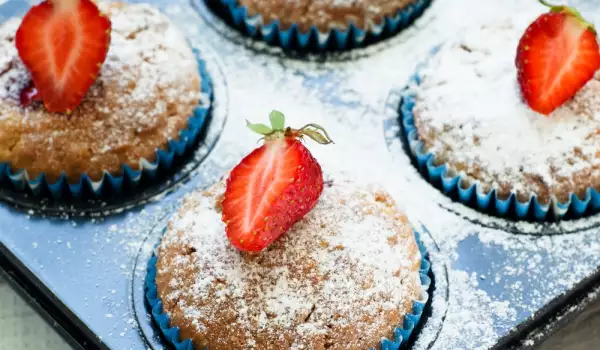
[
  {"xmin": 216, "ymin": 0, "xmax": 432, "ymax": 50},
  {"xmin": 402, "ymin": 20, "xmax": 600, "ymax": 219},
  {"xmin": 149, "ymin": 177, "xmax": 427, "ymax": 349},
  {"xmin": 0, "ymin": 2, "xmax": 210, "ymax": 196}
]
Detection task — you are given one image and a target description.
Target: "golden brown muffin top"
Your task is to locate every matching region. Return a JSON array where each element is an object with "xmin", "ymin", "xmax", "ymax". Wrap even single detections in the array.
[
  {"xmin": 156, "ymin": 176, "xmax": 423, "ymax": 349},
  {"xmin": 239, "ymin": 0, "xmax": 419, "ymax": 32},
  {"xmin": 0, "ymin": 2, "xmax": 201, "ymax": 182},
  {"xmin": 412, "ymin": 20, "xmax": 600, "ymax": 205}
]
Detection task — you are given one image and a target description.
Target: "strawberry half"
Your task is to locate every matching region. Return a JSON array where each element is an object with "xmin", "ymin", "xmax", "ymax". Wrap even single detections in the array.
[
  {"xmin": 222, "ymin": 111, "xmax": 333, "ymax": 252},
  {"xmin": 516, "ymin": 0, "xmax": 600, "ymax": 115},
  {"xmin": 16, "ymin": 0, "xmax": 111, "ymax": 113},
  {"xmin": 19, "ymin": 83, "xmax": 41, "ymax": 107}
]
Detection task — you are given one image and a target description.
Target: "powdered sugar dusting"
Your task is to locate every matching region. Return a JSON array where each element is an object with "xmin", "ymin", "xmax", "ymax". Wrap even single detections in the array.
[
  {"xmin": 412, "ymin": 17, "xmax": 600, "ymax": 203},
  {"xmin": 156, "ymin": 176, "xmax": 422, "ymax": 348},
  {"xmin": 165, "ymin": 0, "xmax": 600, "ymax": 347},
  {"xmin": 0, "ymin": 2, "xmax": 202, "ymax": 180},
  {"xmin": 101, "ymin": 2, "xmax": 200, "ymax": 108},
  {"xmin": 0, "ymin": 2, "xmax": 199, "ymax": 115},
  {"xmin": 4, "ymin": 0, "xmax": 600, "ymax": 349},
  {"xmin": 0, "ymin": 19, "xmax": 27, "ymax": 101},
  {"xmin": 238, "ymin": 0, "xmax": 422, "ymax": 32},
  {"xmin": 118, "ymin": 0, "xmax": 600, "ymax": 347}
]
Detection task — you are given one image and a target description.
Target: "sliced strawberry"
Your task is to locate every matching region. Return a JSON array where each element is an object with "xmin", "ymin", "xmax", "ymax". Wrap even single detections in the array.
[
  {"xmin": 516, "ymin": 1, "xmax": 600, "ymax": 115},
  {"xmin": 19, "ymin": 82, "xmax": 41, "ymax": 106},
  {"xmin": 222, "ymin": 111, "xmax": 333, "ymax": 252},
  {"xmin": 16, "ymin": 0, "xmax": 111, "ymax": 113}
]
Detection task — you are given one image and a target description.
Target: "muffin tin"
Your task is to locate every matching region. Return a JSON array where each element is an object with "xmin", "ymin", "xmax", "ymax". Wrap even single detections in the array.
[
  {"xmin": 1, "ymin": 0, "xmax": 600, "ymax": 349},
  {"xmin": 208, "ymin": 0, "xmax": 433, "ymax": 51}
]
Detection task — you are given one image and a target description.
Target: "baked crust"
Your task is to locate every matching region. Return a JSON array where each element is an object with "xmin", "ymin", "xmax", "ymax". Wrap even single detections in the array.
[
  {"xmin": 411, "ymin": 21, "xmax": 600, "ymax": 205},
  {"xmin": 156, "ymin": 178, "xmax": 422, "ymax": 349},
  {"xmin": 0, "ymin": 2, "xmax": 201, "ymax": 183},
  {"xmin": 238, "ymin": 0, "xmax": 419, "ymax": 32}
]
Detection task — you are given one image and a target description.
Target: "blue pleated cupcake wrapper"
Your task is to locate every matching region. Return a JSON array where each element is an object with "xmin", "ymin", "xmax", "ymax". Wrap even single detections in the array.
[
  {"xmin": 400, "ymin": 57, "xmax": 600, "ymax": 221},
  {"xmin": 0, "ymin": 49, "xmax": 212, "ymax": 199},
  {"xmin": 218, "ymin": 0, "xmax": 432, "ymax": 50},
  {"xmin": 145, "ymin": 228, "xmax": 431, "ymax": 349}
]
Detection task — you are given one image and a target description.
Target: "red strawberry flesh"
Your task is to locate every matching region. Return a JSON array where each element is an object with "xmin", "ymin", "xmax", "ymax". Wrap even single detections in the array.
[
  {"xmin": 16, "ymin": 0, "xmax": 111, "ymax": 113},
  {"xmin": 221, "ymin": 112, "xmax": 332, "ymax": 252},
  {"xmin": 19, "ymin": 83, "xmax": 41, "ymax": 106},
  {"xmin": 223, "ymin": 139, "xmax": 324, "ymax": 252},
  {"xmin": 516, "ymin": 3, "xmax": 600, "ymax": 115}
]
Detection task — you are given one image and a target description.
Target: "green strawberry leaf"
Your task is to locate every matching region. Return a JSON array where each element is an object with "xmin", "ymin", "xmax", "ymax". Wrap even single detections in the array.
[
  {"xmin": 269, "ymin": 110, "xmax": 285, "ymax": 131},
  {"xmin": 246, "ymin": 120, "xmax": 273, "ymax": 135}
]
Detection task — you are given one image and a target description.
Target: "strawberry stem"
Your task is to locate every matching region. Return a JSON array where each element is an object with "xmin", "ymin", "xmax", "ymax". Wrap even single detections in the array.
[
  {"xmin": 246, "ymin": 111, "xmax": 334, "ymax": 144},
  {"xmin": 538, "ymin": 0, "xmax": 556, "ymax": 7},
  {"xmin": 295, "ymin": 124, "xmax": 334, "ymax": 145},
  {"xmin": 538, "ymin": 0, "xmax": 596, "ymax": 34}
]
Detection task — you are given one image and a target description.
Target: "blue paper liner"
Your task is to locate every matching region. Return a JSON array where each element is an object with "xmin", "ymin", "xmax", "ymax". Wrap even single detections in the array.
[
  {"xmin": 399, "ymin": 53, "xmax": 600, "ymax": 221},
  {"xmin": 0, "ymin": 49, "xmax": 212, "ymax": 199},
  {"xmin": 145, "ymin": 228, "xmax": 432, "ymax": 349},
  {"xmin": 217, "ymin": 0, "xmax": 432, "ymax": 50}
]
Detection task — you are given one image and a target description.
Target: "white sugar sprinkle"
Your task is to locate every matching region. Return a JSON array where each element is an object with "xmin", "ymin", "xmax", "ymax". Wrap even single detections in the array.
[
  {"xmin": 411, "ymin": 17, "xmax": 600, "ymax": 202},
  {"xmin": 157, "ymin": 176, "xmax": 422, "ymax": 347}
]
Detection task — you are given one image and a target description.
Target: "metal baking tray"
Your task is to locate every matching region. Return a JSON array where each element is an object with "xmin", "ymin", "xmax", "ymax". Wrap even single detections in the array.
[{"xmin": 1, "ymin": 0, "xmax": 600, "ymax": 349}]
